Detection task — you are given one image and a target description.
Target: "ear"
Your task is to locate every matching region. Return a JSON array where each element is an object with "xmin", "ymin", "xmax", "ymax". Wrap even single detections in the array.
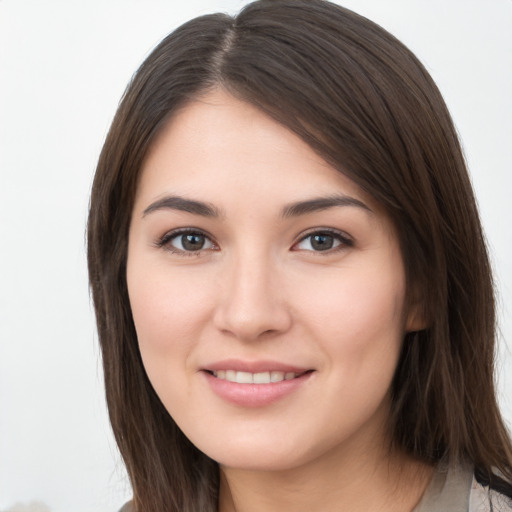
[{"xmin": 405, "ymin": 300, "xmax": 428, "ymax": 333}]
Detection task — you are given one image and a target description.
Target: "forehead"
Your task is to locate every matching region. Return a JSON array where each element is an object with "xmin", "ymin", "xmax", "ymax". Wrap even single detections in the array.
[{"xmin": 135, "ymin": 88, "xmax": 376, "ymax": 213}]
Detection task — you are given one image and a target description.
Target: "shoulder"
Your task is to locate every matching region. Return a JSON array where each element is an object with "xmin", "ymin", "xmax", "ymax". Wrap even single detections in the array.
[
  {"xmin": 470, "ymin": 475, "xmax": 512, "ymax": 512},
  {"xmin": 415, "ymin": 461, "xmax": 512, "ymax": 512}
]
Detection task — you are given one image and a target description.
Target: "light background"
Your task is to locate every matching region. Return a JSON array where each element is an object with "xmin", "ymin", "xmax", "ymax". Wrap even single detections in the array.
[{"xmin": 0, "ymin": 1, "xmax": 510, "ymax": 511}]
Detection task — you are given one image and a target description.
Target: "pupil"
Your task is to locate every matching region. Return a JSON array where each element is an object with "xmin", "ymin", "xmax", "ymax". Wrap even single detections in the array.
[
  {"xmin": 312, "ymin": 234, "xmax": 333, "ymax": 251},
  {"xmin": 182, "ymin": 234, "xmax": 204, "ymax": 251}
]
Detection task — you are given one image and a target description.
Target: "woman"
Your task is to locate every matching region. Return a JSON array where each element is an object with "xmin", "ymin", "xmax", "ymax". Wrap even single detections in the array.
[{"xmin": 87, "ymin": 1, "xmax": 512, "ymax": 510}]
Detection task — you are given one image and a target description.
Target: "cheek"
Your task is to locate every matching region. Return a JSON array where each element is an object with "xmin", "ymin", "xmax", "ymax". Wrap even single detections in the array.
[
  {"xmin": 291, "ymin": 264, "xmax": 406, "ymax": 430},
  {"xmin": 126, "ymin": 258, "xmax": 215, "ymax": 371},
  {"xmin": 290, "ymin": 260, "xmax": 406, "ymax": 366},
  {"xmin": 126, "ymin": 261, "xmax": 220, "ymax": 424}
]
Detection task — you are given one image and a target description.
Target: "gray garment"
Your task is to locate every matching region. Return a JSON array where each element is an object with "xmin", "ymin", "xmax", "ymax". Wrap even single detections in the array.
[
  {"xmin": 413, "ymin": 462, "xmax": 473, "ymax": 512},
  {"xmin": 414, "ymin": 462, "xmax": 512, "ymax": 512},
  {"xmin": 118, "ymin": 464, "xmax": 512, "ymax": 511}
]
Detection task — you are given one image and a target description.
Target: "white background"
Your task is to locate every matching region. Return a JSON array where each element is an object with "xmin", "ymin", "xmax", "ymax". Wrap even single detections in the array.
[{"xmin": 0, "ymin": 1, "xmax": 510, "ymax": 511}]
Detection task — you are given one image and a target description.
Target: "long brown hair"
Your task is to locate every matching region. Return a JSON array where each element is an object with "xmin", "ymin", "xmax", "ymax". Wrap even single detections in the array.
[{"xmin": 87, "ymin": 1, "xmax": 512, "ymax": 510}]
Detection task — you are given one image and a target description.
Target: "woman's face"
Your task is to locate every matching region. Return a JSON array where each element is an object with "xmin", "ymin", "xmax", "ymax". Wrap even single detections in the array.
[{"xmin": 127, "ymin": 89, "xmax": 421, "ymax": 471}]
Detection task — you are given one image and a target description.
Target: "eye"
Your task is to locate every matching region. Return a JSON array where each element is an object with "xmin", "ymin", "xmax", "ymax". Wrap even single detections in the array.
[
  {"xmin": 157, "ymin": 229, "xmax": 216, "ymax": 254},
  {"xmin": 293, "ymin": 230, "xmax": 353, "ymax": 252}
]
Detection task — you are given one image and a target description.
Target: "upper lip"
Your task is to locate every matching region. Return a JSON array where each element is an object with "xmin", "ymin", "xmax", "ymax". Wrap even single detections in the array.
[{"xmin": 202, "ymin": 359, "xmax": 312, "ymax": 374}]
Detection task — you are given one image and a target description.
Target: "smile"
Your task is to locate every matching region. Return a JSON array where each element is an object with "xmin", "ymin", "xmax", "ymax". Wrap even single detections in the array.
[
  {"xmin": 211, "ymin": 370, "xmax": 303, "ymax": 384},
  {"xmin": 203, "ymin": 364, "xmax": 314, "ymax": 407}
]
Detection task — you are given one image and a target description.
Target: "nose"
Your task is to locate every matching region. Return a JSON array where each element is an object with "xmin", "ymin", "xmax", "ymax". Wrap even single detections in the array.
[{"xmin": 213, "ymin": 252, "xmax": 292, "ymax": 341}]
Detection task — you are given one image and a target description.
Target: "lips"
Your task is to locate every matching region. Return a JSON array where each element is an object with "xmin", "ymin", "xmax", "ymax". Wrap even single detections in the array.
[
  {"xmin": 210, "ymin": 370, "xmax": 306, "ymax": 384},
  {"xmin": 204, "ymin": 359, "xmax": 310, "ymax": 374},
  {"xmin": 202, "ymin": 360, "xmax": 314, "ymax": 407}
]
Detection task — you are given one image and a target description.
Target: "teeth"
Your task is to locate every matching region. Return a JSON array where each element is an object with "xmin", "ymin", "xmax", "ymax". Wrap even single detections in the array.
[
  {"xmin": 253, "ymin": 372, "xmax": 271, "ymax": 384},
  {"xmin": 212, "ymin": 370, "xmax": 299, "ymax": 384},
  {"xmin": 270, "ymin": 371, "xmax": 285, "ymax": 382},
  {"xmin": 237, "ymin": 371, "xmax": 253, "ymax": 384}
]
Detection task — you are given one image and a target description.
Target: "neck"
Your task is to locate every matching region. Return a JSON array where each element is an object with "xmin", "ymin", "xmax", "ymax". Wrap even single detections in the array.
[{"xmin": 218, "ymin": 444, "xmax": 433, "ymax": 512}]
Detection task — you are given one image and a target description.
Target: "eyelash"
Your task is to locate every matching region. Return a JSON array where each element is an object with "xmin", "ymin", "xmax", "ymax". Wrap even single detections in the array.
[
  {"xmin": 155, "ymin": 228, "xmax": 218, "ymax": 257},
  {"xmin": 155, "ymin": 228, "xmax": 354, "ymax": 256},
  {"xmin": 293, "ymin": 228, "xmax": 354, "ymax": 254}
]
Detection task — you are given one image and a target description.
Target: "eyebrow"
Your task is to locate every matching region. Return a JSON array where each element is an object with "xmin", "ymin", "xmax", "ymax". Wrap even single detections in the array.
[
  {"xmin": 281, "ymin": 194, "xmax": 372, "ymax": 218},
  {"xmin": 142, "ymin": 193, "xmax": 371, "ymax": 219},
  {"xmin": 142, "ymin": 195, "xmax": 221, "ymax": 218}
]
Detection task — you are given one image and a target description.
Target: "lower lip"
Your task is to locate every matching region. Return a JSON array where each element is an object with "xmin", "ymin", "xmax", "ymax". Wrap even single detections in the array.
[{"xmin": 203, "ymin": 371, "xmax": 313, "ymax": 407}]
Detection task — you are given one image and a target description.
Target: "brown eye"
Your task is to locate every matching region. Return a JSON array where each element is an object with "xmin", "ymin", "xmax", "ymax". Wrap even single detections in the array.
[
  {"xmin": 180, "ymin": 233, "xmax": 207, "ymax": 251},
  {"xmin": 294, "ymin": 230, "xmax": 353, "ymax": 252},
  {"xmin": 310, "ymin": 234, "xmax": 335, "ymax": 251},
  {"xmin": 161, "ymin": 230, "xmax": 215, "ymax": 253}
]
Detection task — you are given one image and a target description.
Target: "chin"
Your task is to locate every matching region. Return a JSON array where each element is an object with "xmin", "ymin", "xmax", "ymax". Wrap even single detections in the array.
[
  {"xmin": 214, "ymin": 447, "xmax": 312, "ymax": 472},
  {"xmin": 186, "ymin": 423, "xmax": 352, "ymax": 474}
]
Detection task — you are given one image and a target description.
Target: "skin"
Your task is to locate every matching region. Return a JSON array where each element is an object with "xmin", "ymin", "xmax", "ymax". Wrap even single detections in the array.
[{"xmin": 127, "ymin": 89, "xmax": 431, "ymax": 512}]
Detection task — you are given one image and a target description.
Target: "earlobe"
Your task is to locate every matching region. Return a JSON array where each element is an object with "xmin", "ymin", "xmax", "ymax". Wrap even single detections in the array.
[{"xmin": 405, "ymin": 303, "xmax": 428, "ymax": 333}]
